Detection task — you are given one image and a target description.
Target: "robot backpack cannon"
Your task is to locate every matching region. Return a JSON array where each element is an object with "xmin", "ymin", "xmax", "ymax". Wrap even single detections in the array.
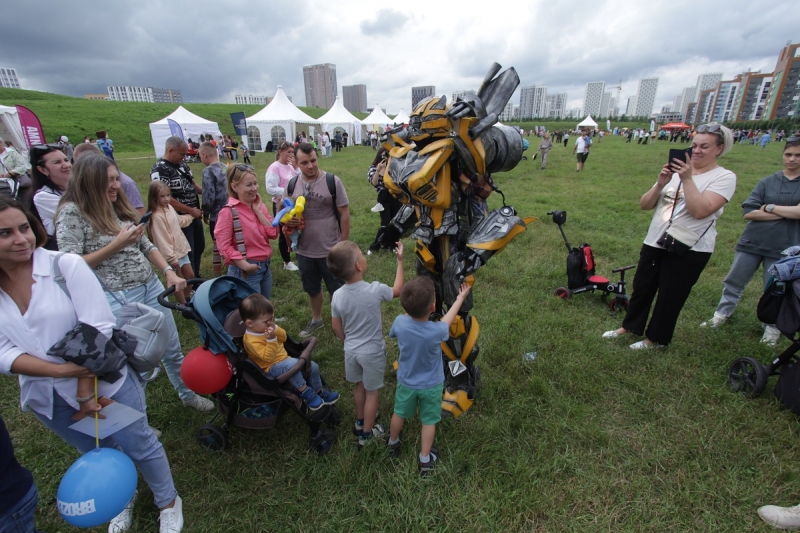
[{"xmin": 378, "ymin": 63, "xmax": 536, "ymax": 418}]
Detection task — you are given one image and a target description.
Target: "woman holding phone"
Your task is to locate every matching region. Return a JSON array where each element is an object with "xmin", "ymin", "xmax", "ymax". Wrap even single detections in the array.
[{"xmin": 602, "ymin": 123, "xmax": 737, "ymax": 349}]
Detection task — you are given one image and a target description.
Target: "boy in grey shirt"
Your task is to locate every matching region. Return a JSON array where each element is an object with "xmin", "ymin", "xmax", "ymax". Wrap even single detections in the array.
[
  {"xmin": 199, "ymin": 142, "xmax": 228, "ymax": 275},
  {"xmin": 328, "ymin": 240, "xmax": 404, "ymax": 447}
]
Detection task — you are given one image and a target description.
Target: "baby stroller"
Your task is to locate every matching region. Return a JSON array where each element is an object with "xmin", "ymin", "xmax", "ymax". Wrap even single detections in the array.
[
  {"xmin": 548, "ymin": 210, "xmax": 635, "ymax": 312},
  {"xmin": 728, "ymin": 277, "xmax": 800, "ymax": 412},
  {"xmin": 184, "ymin": 140, "xmax": 200, "ymax": 163},
  {"xmin": 158, "ymin": 277, "xmax": 340, "ymax": 454}
]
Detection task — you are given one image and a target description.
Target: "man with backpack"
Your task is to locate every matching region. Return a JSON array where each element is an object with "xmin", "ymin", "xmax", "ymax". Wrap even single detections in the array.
[
  {"xmin": 95, "ymin": 130, "xmax": 114, "ymax": 161},
  {"xmin": 283, "ymin": 142, "xmax": 350, "ymax": 337}
]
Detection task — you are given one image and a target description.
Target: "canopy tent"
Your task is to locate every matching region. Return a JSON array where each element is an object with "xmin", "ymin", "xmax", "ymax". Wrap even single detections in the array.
[
  {"xmin": 660, "ymin": 122, "xmax": 690, "ymax": 130},
  {"xmin": 391, "ymin": 109, "xmax": 410, "ymax": 125},
  {"xmin": 245, "ymin": 86, "xmax": 320, "ymax": 152},
  {"xmin": 576, "ymin": 115, "xmax": 598, "ymax": 130},
  {"xmin": 149, "ymin": 106, "xmax": 222, "ymax": 158},
  {"xmin": 0, "ymin": 105, "xmax": 29, "ymax": 161},
  {"xmin": 319, "ymin": 96, "xmax": 362, "ymax": 146},
  {"xmin": 361, "ymin": 105, "xmax": 393, "ymax": 132}
]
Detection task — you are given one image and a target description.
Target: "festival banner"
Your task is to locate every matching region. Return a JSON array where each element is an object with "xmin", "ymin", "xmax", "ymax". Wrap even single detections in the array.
[
  {"xmin": 167, "ymin": 119, "xmax": 184, "ymax": 139},
  {"xmin": 15, "ymin": 105, "xmax": 45, "ymax": 147},
  {"xmin": 230, "ymin": 112, "xmax": 247, "ymax": 136},
  {"xmin": 607, "ymin": 119, "xmax": 611, "ymax": 131}
]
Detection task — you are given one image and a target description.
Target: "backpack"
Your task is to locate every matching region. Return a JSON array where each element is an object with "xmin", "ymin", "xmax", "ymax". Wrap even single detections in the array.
[
  {"xmin": 287, "ymin": 172, "xmax": 340, "ymax": 228},
  {"xmin": 757, "ymin": 276, "xmax": 787, "ymax": 325},
  {"xmin": 566, "ymin": 244, "xmax": 595, "ymax": 289},
  {"xmin": 53, "ymin": 253, "xmax": 169, "ymax": 373},
  {"xmin": 774, "ymin": 358, "xmax": 800, "ymax": 416},
  {"xmin": 97, "ymin": 138, "xmax": 113, "ymax": 158}
]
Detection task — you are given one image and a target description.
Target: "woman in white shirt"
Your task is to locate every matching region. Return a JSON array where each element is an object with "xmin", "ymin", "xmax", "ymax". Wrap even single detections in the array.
[
  {"xmin": 30, "ymin": 144, "xmax": 70, "ymax": 249},
  {"xmin": 265, "ymin": 142, "xmax": 300, "ymax": 270},
  {"xmin": 0, "ymin": 197, "xmax": 185, "ymax": 532},
  {"xmin": 603, "ymin": 124, "xmax": 737, "ymax": 349}
]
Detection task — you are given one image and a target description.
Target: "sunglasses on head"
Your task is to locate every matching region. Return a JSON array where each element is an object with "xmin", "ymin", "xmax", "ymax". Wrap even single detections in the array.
[
  {"xmin": 278, "ymin": 142, "xmax": 292, "ymax": 150},
  {"xmin": 235, "ymin": 164, "xmax": 255, "ymax": 172},
  {"xmin": 32, "ymin": 143, "xmax": 64, "ymax": 152},
  {"xmin": 697, "ymin": 124, "xmax": 722, "ymax": 134},
  {"xmin": 786, "ymin": 136, "xmax": 800, "ymax": 143}
]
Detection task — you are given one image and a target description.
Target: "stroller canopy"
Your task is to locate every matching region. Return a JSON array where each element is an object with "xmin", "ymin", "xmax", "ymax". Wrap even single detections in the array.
[{"xmin": 192, "ymin": 276, "xmax": 255, "ymax": 354}]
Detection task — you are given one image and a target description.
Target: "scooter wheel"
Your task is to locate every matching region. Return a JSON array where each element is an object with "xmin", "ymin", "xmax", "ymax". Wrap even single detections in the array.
[
  {"xmin": 728, "ymin": 357, "xmax": 768, "ymax": 398},
  {"xmin": 609, "ymin": 298, "xmax": 628, "ymax": 312},
  {"xmin": 554, "ymin": 287, "xmax": 571, "ymax": 300}
]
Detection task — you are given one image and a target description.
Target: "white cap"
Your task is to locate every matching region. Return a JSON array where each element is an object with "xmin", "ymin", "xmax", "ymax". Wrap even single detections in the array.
[{"xmin": 60, "ymin": 135, "xmax": 69, "ymax": 142}]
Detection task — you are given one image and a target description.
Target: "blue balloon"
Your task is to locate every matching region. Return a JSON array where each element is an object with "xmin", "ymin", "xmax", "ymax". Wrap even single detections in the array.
[
  {"xmin": 272, "ymin": 197, "xmax": 295, "ymax": 227},
  {"xmin": 57, "ymin": 448, "xmax": 137, "ymax": 528}
]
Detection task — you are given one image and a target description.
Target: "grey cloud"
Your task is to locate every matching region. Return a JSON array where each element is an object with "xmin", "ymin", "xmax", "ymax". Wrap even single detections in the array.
[{"xmin": 360, "ymin": 9, "xmax": 408, "ymax": 36}]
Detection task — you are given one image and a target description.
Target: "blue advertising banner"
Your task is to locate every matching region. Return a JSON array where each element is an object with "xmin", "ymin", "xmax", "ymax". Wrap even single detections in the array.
[
  {"xmin": 230, "ymin": 112, "xmax": 247, "ymax": 136},
  {"xmin": 167, "ymin": 119, "xmax": 184, "ymax": 139}
]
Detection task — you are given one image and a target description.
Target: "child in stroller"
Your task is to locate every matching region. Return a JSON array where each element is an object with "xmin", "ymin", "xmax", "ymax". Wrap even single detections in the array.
[
  {"xmin": 240, "ymin": 293, "xmax": 339, "ymax": 411},
  {"xmin": 158, "ymin": 276, "xmax": 341, "ymax": 453},
  {"xmin": 185, "ymin": 139, "xmax": 200, "ymax": 163}
]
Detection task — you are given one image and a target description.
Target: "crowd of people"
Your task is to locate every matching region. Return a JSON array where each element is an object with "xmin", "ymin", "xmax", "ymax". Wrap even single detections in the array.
[{"xmin": 4, "ymin": 124, "xmax": 800, "ymax": 530}]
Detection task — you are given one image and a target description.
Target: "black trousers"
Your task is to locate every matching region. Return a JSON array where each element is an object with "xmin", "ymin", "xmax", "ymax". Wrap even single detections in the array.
[
  {"xmin": 272, "ymin": 201, "xmax": 291, "ymax": 263},
  {"xmin": 622, "ymin": 245, "xmax": 711, "ymax": 345},
  {"xmin": 181, "ymin": 217, "xmax": 205, "ymax": 276},
  {"xmin": 369, "ymin": 188, "xmax": 404, "ymax": 250}
]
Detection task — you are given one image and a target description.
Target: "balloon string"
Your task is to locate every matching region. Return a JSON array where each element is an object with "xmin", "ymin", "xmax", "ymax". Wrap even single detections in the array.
[{"xmin": 94, "ymin": 376, "xmax": 99, "ymax": 449}]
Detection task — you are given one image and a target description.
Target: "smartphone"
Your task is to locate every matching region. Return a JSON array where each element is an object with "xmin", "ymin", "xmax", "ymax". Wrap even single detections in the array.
[
  {"xmin": 138, "ymin": 212, "xmax": 153, "ymax": 225},
  {"xmin": 668, "ymin": 148, "xmax": 691, "ymax": 166}
]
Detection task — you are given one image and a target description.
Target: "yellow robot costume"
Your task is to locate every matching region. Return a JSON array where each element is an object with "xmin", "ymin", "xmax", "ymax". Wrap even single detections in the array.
[{"xmin": 379, "ymin": 63, "xmax": 536, "ymax": 418}]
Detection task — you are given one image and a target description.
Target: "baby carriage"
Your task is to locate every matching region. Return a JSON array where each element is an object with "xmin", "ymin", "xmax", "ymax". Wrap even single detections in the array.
[
  {"xmin": 184, "ymin": 140, "xmax": 200, "ymax": 163},
  {"xmin": 158, "ymin": 277, "xmax": 340, "ymax": 454},
  {"xmin": 728, "ymin": 277, "xmax": 800, "ymax": 413},
  {"xmin": 548, "ymin": 210, "xmax": 635, "ymax": 312}
]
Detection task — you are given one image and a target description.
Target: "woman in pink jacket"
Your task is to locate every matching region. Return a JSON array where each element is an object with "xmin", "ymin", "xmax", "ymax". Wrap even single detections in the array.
[{"xmin": 214, "ymin": 164, "xmax": 279, "ymax": 297}]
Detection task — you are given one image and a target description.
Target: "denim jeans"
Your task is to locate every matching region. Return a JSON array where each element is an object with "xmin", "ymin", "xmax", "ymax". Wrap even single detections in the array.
[
  {"xmin": 0, "ymin": 484, "xmax": 43, "ymax": 533},
  {"xmin": 228, "ymin": 260, "xmax": 273, "ymax": 299},
  {"xmin": 715, "ymin": 250, "xmax": 777, "ymax": 320},
  {"xmin": 267, "ymin": 358, "xmax": 322, "ymax": 391},
  {"xmin": 105, "ymin": 275, "xmax": 194, "ymax": 402},
  {"xmin": 33, "ymin": 372, "xmax": 178, "ymax": 509}
]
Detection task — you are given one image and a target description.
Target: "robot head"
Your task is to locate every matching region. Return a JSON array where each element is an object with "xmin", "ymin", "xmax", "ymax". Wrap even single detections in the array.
[{"xmin": 408, "ymin": 95, "xmax": 451, "ymax": 142}]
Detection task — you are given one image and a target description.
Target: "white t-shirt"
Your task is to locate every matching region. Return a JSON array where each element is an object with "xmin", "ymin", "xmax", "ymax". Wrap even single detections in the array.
[
  {"xmin": 575, "ymin": 137, "xmax": 587, "ymax": 154},
  {"xmin": 643, "ymin": 167, "xmax": 737, "ymax": 254}
]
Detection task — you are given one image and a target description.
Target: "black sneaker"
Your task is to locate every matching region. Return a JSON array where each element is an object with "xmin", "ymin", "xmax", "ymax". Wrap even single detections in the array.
[
  {"xmin": 418, "ymin": 446, "xmax": 439, "ymax": 476},
  {"xmin": 387, "ymin": 439, "xmax": 401, "ymax": 458}
]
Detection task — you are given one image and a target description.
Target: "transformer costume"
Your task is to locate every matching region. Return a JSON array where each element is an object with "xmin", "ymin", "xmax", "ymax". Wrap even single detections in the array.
[{"xmin": 378, "ymin": 63, "xmax": 535, "ymax": 418}]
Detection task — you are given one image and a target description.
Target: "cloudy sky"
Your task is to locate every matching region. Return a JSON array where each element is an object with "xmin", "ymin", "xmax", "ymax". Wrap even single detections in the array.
[{"xmin": 1, "ymin": 1, "xmax": 795, "ymax": 115}]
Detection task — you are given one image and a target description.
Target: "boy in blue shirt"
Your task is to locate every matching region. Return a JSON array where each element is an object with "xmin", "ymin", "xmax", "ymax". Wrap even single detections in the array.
[
  {"xmin": 328, "ymin": 240, "xmax": 405, "ymax": 447},
  {"xmin": 388, "ymin": 276, "xmax": 471, "ymax": 475}
]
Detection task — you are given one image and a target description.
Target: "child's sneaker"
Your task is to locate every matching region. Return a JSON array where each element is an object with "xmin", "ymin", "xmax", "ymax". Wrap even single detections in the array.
[
  {"xmin": 299, "ymin": 387, "xmax": 323, "ymax": 411},
  {"xmin": 357, "ymin": 423, "xmax": 386, "ymax": 447},
  {"xmin": 387, "ymin": 439, "xmax": 401, "ymax": 458},
  {"xmin": 418, "ymin": 446, "xmax": 440, "ymax": 476},
  {"xmin": 353, "ymin": 419, "xmax": 364, "ymax": 436},
  {"xmin": 318, "ymin": 390, "xmax": 340, "ymax": 405}
]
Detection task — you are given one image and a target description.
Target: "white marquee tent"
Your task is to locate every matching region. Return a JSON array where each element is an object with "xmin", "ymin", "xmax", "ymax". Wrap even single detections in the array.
[
  {"xmin": 149, "ymin": 106, "xmax": 222, "ymax": 158},
  {"xmin": 577, "ymin": 115, "xmax": 598, "ymax": 130},
  {"xmin": 361, "ymin": 105, "xmax": 393, "ymax": 132},
  {"xmin": 245, "ymin": 86, "xmax": 320, "ymax": 151},
  {"xmin": 0, "ymin": 105, "xmax": 29, "ymax": 161},
  {"xmin": 391, "ymin": 109, "xmax": 410, "ymax": 125},
  {"xmin": 319, "ymin": 96, "xmax": 362, "ymax": 146}
]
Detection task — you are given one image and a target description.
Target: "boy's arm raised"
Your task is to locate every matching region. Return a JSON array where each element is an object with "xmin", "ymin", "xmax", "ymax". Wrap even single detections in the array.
[
  {"xmin": 441, "ymin": 283, "xmax": 471, "ymax": 327},
  {"xmin": 392, "ymin": 241, "xmax": 405, "ymax": 297}
]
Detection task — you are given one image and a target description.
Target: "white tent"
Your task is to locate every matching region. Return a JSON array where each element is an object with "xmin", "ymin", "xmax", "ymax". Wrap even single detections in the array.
[
  {"xmin": 319, "ymin": 96, "xmax": 362, "ymax": 146},
  {"xmin": 577, "ymin": 115, "xmax": 598, "ymax": 130},
  {"xmin": 391, "ymin": 109, "xmax": 410, "ymax": 125},
  {"xmin": 149, "ymin": 106, "xmax": 222, "ymax": 158},
  {"xmin": 0, "ymin": 105, "xmax": 29, "ymax": 161},
  {"xmin": 245, "ymin": 86, "xmax": 320, "ymax": 151},
  {"xmin": 361, "ymin": 104, "xmax": 393, "ymax": 132}
]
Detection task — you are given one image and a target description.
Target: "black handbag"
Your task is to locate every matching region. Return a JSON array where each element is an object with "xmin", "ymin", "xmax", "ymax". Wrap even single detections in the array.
[{"xmin": 655, "ymin": 182, "xmax": 712, "ymax": 256}]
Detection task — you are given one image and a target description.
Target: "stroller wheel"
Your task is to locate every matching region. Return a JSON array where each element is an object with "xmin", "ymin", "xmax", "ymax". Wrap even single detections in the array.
[
  {"xmin": 609, "ymin": 298, "xmax": 629, "ymax": 313},
  {"xmin": 555, "ymin": 287, "xmax": 571, "ymax": 300},
  {"xmin": 309, "ymin": 429, "xmax": 335, "ymax": 455},
  {"xmin": 196, "ymin": 424, "xmax": 228, "ymax": 451},
  {"xmin": 728, "ymin": 357, "xmax": 768, "ymax": 398}
]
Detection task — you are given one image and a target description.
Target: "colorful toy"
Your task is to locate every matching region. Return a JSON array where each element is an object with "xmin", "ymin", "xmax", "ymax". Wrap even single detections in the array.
[
  {"xmin": 180, "ymin": 346, "xmax": 233, "ymax": 394},
  {"xmin": 57, "ymin": 448, "xmax": 137, "ymax": 528}
]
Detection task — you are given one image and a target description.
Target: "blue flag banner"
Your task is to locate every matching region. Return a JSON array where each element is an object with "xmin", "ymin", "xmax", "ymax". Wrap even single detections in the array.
[
  {"xmin": 230, "ymin": 112, "xmax": 247, "ymax": 136},
  {"xmin": 167, "ymin": 119, "xmax": 184, "ymax": 139}
]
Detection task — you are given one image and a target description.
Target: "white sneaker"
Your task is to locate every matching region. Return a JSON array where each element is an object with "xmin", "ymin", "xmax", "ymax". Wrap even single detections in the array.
[
  {"xmin": 159, "ymin": 496, "xmax": 183, "ymax": 533},
  {"xmin": 182, "ymin": 394, "xmax": 214, "ymax": 412},
  {"xmin": 630, "ymin": 340, "xmax": 666, "ymax": 350},
  {"xmin": 762, "ymin": 325, "xmax": 782, "ymax": 347},
  {"xmin": 150, "ymin": 426, "xmax": 162, "ymax": 439},
  {"xmin": 283, "ymin": 262, "xmax": 299, "ymax": 271},
  {"xmin": 602, "ymin": 330, "xmax": 625, "ymax": 339},
  {"xmin": 758, "ymin": 503, "xmax": 800, "ymax": 529},
  {"xmin": 700, "ymin": 313, "xmax": 728, "ymax": 328},
  {"xmin": 370, "ymin": 203, "xmax": 384, "ymax": 212},
  {"xmin": 108, "ymin": 490, "xmax": 137, "ymax": 533}
]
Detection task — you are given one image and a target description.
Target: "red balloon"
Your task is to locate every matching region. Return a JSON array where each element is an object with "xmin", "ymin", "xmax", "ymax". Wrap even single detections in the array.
[{"xmin": 180, "ymin": 347, "xmax": 233, "ymax": 395}]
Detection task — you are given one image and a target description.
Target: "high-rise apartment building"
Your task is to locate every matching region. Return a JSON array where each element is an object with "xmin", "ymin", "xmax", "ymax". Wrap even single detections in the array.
[
  {"xmin": 697, "ymin": 73, "xmax": 724, "ymax": 93},
  {"xmin": 582, "ymin": 81, "xmax": 605, "ymax": 117},
  {"xmin": 0, "ymin": 68, "xmax": 20, "ymax": 89},
  {"xmin": 599, "ymin": 92, "xmax": 611, "ymax": 117},
  {"xmin": 235, "ymin": 95, "xmax": 269, "ymax": 105},
  {"xmin": 609, "ymin": 96, "xmax": 619, "ymax": 117},
  {"xmin": 730, "ymin": 72, "xmax": 772, "ymax": 121},
  {"xmin": 625, "ymin": 96, "xmax": 637, "ymax": 116},
  {"xmin": 634, "ymin": 77, "xmax": 659, "ymax": 117},
  {"xmin": 519, "ymin": 85, "xmax": 548, "ymax": 119},
  {"xmin": 411, "ymin": 86, "xmax": 436, "ymax": 109},
  {"xmin": 499, "ymin": 101, "xmax": 514, "ymax": 122},
  {"xmin": 545, "ymin": 93, "xmax": 568, "ymax": 119},
  {"xmin": 710, "ymin": 77, "xmax": 741, "ymax": 123},
  {"xmin": 679, "ymin": 86, "xmax": 697, "ymax": 117},
  {"xmin": 303, "ymin": 63, "xmax": 337, "ymax": 109},
  {"xmin": 107, "ymin": 86, "xmax": 182, "ymax": 103},
  {"xmin": 672, "ymin": 95, "xmax": 683, "ymax": 115},
  {"xmin": 694, "ymin": 89, "xmax": 716, "ymax": 124},
  {"xmin": 342, "ymin": 84, "xmax": 368, "ymax": 113},
  {"xmin": 451, "ymin": 89, "xmax": 476, "ymax": 103},
  {"xmin": 764, "ymin": 42, "xmax": 800, "ymax": 119}
]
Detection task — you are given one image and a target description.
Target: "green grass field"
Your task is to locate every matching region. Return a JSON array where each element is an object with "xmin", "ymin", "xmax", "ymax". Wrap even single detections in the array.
[{"xmin": 1, "ymin": 93, "xmax": 798, "ymax": 531}]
